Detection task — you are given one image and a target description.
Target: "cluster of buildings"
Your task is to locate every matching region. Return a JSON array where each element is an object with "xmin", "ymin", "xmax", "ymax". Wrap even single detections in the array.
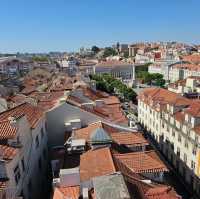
[
  {"xmin": 1, "ymin": 42, "xmax": 200, "ymax": 199},
  {"xmin": 51, "ymin": 119, "xmax": 181, "ymax": 199},
  {"xmin": 149, "ymin": 54, "xmax": 200, "ymax": 83},
  {"xmin": 138, "ymin": 87, "xmax": 200, "ymax": 198}
]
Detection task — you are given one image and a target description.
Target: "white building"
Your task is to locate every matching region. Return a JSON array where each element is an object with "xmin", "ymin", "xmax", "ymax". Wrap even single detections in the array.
[
  {"xmin": 169, "ymin": 63, "xmax": 200, "ymax": 83},
  {"xmin": 0, "ymin": 103, "xmax": 49, "ymax": 199},
  {"xmin": 138, "ymin": 88, "xmax": 200, "ymax": 197},
  {"xmin": 93, "ymin": 61, "xmax": 135, "ymax": 87},
  {"xmin": 168, "ymin": 76, "xmax": 200, "ymax": 94}
]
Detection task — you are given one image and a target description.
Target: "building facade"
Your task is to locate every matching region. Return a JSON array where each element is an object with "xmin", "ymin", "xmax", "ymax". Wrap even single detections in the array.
[
  {"xmin": 0, "ymin": 103, "xmax": 49, "ymax": 199},
  {"xmin": 138, "ymin": 88, "xmax": 200, "ymax": 197}
]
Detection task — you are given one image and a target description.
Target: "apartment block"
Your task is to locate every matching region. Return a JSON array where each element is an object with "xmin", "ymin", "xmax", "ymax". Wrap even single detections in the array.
[
  {"xmin": 0, "ymin": 103, "xmax": 49, "ymax": 199},
  {"xmin": 138, "ymin": 88, "xmax": 200, "ymax": 197}
]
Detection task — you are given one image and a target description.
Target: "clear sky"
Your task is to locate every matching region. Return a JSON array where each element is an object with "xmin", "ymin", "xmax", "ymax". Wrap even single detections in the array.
[{"xmin": 0, "ymin": 0, "xmax": 200, "ymax": 53}]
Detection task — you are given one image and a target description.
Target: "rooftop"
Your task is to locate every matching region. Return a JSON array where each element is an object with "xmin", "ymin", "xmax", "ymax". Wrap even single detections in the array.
[
  {"xmin": 53, "ymin": 185, "xmax": 80, "ymax": 199},
  {"xmin": 93, "ymin": 172, "xmax": 131, "ymax": 199},
  {"xmin": 111, "ymin": 132, "xmax": 149, "ymax": 146},
  {"xmin": 80, "ymin": 147, "xmax": 116, "ymax": 182},
  {"xmin": 0, "ymin": 103, "xmax": 43, "ymax": 129},
  {"xmin": 114, "ymin": 150, "xmax": 168, "ymax": 173},
  {"xmin": 0, "ymin": 145, "xmax": 18, "ymax": 161}
]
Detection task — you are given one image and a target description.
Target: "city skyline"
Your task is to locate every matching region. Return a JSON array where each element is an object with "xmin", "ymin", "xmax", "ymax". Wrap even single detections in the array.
[{"xmin": 0, "ymin": 0, "xmax": 200, "ymax": 53}]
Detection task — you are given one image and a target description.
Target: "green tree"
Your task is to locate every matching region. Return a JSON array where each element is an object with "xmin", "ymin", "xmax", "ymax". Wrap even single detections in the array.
[
  {"xmin": 124, "ymin": 51, "xmax": 129, "ymax": 58},
  {"xmin": 155, "ymin": 78, "xmax": 165, "ymax": 87},
  {"xmin": 103, "ymin": 47, "xmax": 117, "ymax": 58},
  {"xmin": 91, "ymin": 46, "xmax": 100, "ymax": 54}
]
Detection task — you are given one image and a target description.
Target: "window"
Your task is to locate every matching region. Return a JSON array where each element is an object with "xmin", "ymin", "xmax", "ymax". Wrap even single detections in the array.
[
  {"xmin": 43, "ymin": 148, "xmax": 47, "ymax": 159},
  {"xmin": 178, "ymin": 134, "xmax": 182, "ymax": 143},
  {"xmin": 38, "ymin": 157, "xmax": 42, "ymax": 169},
  {"xmin": 28, "ymin": 180, "xmax": 32, "ymax": 192},
  {"xmin": 35, "ymin": 135, "xmax": 39, "ymax": 148},
  {"xmin": 21, "ymin": 158, "xmax": 25, "ymax": 171},
  {"xmin": 184, "ymin": 153, "xmax": 187, "ymax": 163},
  {"xmin": 41, "ymin": 128, "xmax": 44, "ymax": 138},
  {"xmin": 177, "ymin": 147, "xmax": 180, "ymax": 157},
  {"xmin": 192, "ymin": 146, "xmax": 197, "ymax": 155},
  {"xmin": 172, "ymin": 130, "xmax": 175, "ymax": 137},
  {"xmin": 184, "ymin": 140, "xmax": 188, "ymax": 149},
  {"xmin": 191, "ymin": 161, "xmax": 195, "ymax": 170},
  {"xmin": 14, "ymin": 165, "xmax": 21, "ymax": 184}
]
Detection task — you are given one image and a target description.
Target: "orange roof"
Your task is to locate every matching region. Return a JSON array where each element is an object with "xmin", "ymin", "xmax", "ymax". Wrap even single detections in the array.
[
  {"xmin": 74, "ymin": 122, "xmax": 103, "ymax": 141},
  {"xmin": 114, "ymin": 150, "xmax": 168, "ymax": 173},
  {"xmin": 66, "ymin": 86, "xmax": 128, "ymax": 125},
  {"xmin": 0, "ymin": 145, "xmax": 18, "ymax": 160},
  {"xmin": 0, "ymin": 120, "xmax": 17, "ymax": 139},
  {"xmin": 102, "ymin": 96, "xmax": 120, "ymax": 105},
  {"xmin": 139, "ymin": 88, "xmax": 190, "ymax": 111},
  {"xmin": 0, "ymin": 182, "xmax": 6, "ymax": 191},
  {"xmin": 0, "ymin": 103, "xmax": 43, "ymax": 129},
  {"xmin": 182, "ymin": 54, "xmax": 200, "ymax": 64},
  {"xmin": 145, "ymin": 186, "xmax": 181, "ymax": 199},
  {"xmin": 184, "ymin": 100, "xmax": 200, "ymax": 117},
  {"xmin": 74, "ymin": 121, "xmax": 124, "ymax": 142},
  {"xmin": 53, "ymin": 186, "xmax": 80, "ymax": 199},
  {"xmin": 172, "ymin": 63, "xmax": 200, "ymax": 71},
  {"xmin": 111, "ymin": 132, "xmax": 149, "ymax": 146},
  {"xmin": 80, "ymin": 147, "xmax": 116, "ymax": 181}
]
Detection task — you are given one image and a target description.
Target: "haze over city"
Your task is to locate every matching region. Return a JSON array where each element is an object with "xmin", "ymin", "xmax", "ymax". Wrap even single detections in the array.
[{"xmin": 0, "ymin": 0, "xmax": 200, "ymax": 52}]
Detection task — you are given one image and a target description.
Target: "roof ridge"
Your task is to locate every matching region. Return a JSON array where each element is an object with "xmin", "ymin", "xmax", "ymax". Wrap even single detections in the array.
[{"xmin": 0, "ymin": 102, "xmax": 28, "ymax": 116}]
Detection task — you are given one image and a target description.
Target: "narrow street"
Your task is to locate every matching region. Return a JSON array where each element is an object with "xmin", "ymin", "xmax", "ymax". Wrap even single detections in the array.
[{"xmin": 143, "ymin": 130, "xmax": 193, "ymax": 199}]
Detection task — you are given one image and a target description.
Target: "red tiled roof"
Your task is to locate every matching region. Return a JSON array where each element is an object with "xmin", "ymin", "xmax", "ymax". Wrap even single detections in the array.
[
  {"xmin": 0, "ymin": 182, "xmax": 6, "ymax": 191},
  {"xmin": 101, "ymin": 96, "xmax": 120, "ymax": 105},
  {"xmin": 184, "ymin": 100, "xmax": 200, "ymax": 117},
  {"xmin": 21, "ymin": 86, "xmax": 37, "ymax": 95},
  {"xmin": 111, "ymin": 132, "xmax": 149, "ymax": 146},
  {"xmin": 145, "ymin": 186, "xmax": 181, "ymax": 199},
  {"xmin": 53, "ymin": 186, "xmax": 80, "ymax": 199},
  {"xmin": 74, "ymin": 122, "xmax": 103, "ymax": 141},
  {"xmin": 139, "ymin": 88, "xmax": 190, "ymax": 111},
  {"xmin": 182, "ymin": 54, "xmax": 200, "ymax": 64},
  {"xmin": 0, "ymin": 145, "xmax": 18, "ymax": 160},
  {"xmin": 0, "ymin": 120, "xmax": 17, "ymax": 139},
  {"xmin": 114, "ymin": 150, "xmax": 168, "ymax": 173},
  {"xmin": 80, "ymin": 147, "xmax": 116, "ymax": 181},
  {"xmin": 74, "ymin": 121, "xmax": 124, "ymax": 142},
  {"xmin": 0, "ymin": 103, "xmax": 43, "ymax": 129}
]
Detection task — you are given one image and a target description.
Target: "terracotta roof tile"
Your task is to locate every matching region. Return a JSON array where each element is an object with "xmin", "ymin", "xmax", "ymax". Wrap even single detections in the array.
[
  {"xmin": 111, "ymin": 132, "xmax": 149, "ymax": 146},
  {"xmin": 0, "ymin": 145, "xmax": 18, "ymax": 160},
  {"xmin": 0, "ymin": 120, "xmax": 17, "ymax": 139},
  {"xmin": 139, "ymin": 88, "xmax": 190, "ymax": 111},
  {"xmin": 80, "ymin": 147, "xmax": 116, "ymax": 182},
  {"xmin": 0, "ymin": 103, "xmax": 43, "ymax": 129},
  {"xmin": 53, "ymin": 186, "xmax": 80, "ymax": 199},
  {"xmin": 114, "ymin": 150, "xmax": 168, "ymax": 173}
]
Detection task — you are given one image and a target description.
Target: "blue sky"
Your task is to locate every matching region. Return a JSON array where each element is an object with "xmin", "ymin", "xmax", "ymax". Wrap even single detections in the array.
[{"xmin": 0, "ymin": 0, "xmax": 200, "ymax": 53}]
